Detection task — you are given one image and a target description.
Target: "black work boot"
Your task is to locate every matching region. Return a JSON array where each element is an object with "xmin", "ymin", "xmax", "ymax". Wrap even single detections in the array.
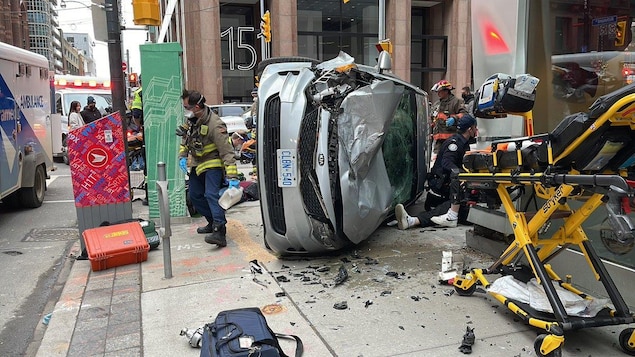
[
  {"xmin": 197, "ymin": 217, "xmax": 214, "ymax": 234},
  {"xmin": 196, "ymin": 224, "xmax": 214, "ymax": 234},
  {"xmin": 204, "ymin": 224, "xmax": 227, "ymax": 247}
]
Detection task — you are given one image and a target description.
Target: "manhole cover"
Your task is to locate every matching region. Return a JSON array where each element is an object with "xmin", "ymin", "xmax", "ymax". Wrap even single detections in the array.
[
  {"xmin": 23, "ymin": 228, "xmax": 79, "ymax": 242},
  {"xmin": 3, "ymin": 251, "xmax": 23, "ymax": 256}
]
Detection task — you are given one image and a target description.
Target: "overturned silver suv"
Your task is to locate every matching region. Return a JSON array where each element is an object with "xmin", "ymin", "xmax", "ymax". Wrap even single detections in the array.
[{"xmin": 257, "ymin": 52, "xmax": 430, "ymax": 255}]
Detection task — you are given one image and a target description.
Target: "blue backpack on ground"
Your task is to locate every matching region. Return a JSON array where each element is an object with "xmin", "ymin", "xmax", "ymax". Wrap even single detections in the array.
[{"xmin": 200, "ymin": 307, "xmax": 303, "ymax": 357}]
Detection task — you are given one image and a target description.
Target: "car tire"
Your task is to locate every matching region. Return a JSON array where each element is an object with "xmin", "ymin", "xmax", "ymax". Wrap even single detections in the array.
[{"xmin": 256, "ymin": 57, "xmax": 322, "ymax": 77}]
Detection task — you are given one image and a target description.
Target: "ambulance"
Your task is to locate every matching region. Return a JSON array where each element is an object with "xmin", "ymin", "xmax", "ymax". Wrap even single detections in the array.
[
  {"xmin": 0, "ymin": 42, "xmax": 57, "ymax": 208},
  {"xmin": 53, "ymin": 74, "xmax": 112, "ymax": 163}
]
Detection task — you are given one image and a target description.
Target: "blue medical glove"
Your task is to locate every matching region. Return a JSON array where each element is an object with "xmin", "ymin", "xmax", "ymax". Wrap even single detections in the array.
[
  {"xmin": 446, "ymin": 116, "xmax": 455, "ymax": 126},
  {"xmin": 227, "ymin": 178, "xmax": 240, "ymax": 189},
  {"xmin": 179, "ymin": 157, "xmax": 188, "ymax": 174}
]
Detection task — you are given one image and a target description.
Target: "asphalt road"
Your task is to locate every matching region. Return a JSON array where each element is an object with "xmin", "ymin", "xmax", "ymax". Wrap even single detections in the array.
[{"xmin": 0, "ymin": 163, "xmax": 77, "ymax": 356}]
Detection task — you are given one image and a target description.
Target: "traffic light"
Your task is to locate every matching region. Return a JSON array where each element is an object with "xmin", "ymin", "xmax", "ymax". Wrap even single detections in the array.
[
  {"xmin": 261, "ymin": 11, "xmax": 271, "ymax": 43},
  {"xmin": 375, "ymin": 39, "xmax": 393, "ymax": 55},
  {"xmin": 616, "ymin": 20, "xmax": 627, "ymax": 47},
  {"xmin": 132, "ymin": 0, "xmax": 160, "ymax": 26},
  {"xmin": 128, "ymin": 73, "xmax": 138, "ymax": 87}
]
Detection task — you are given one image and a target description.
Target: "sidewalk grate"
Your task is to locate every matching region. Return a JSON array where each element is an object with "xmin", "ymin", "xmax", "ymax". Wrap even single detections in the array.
[{"xmin": 23, "ymin": 228, "xmax": 79, "ymax": 242}]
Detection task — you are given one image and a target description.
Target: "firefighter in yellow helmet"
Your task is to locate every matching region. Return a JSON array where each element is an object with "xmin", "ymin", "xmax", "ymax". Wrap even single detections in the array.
[{"xmin": 430, "ymin": 80, "xmax": 467, "ymax": 153}]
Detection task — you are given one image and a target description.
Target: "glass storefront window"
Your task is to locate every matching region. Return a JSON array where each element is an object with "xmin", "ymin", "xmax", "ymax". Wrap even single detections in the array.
[
  {"xmin": 298, "ymin": 0, "xmax": 378, "ymax": 65},
  {"xmin": 537, "ymin": 0, "xmax": 635, "ymax": 268}
]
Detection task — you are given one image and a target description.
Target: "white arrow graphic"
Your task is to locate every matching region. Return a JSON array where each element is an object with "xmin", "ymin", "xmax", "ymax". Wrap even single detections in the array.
[{"xmin": 90, "ymin": 152, "xmax": 106, "ymax": 163}]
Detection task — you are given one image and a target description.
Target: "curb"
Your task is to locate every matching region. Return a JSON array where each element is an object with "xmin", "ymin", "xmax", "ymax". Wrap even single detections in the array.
[{"xmin": 36, "ymin": 243, "xmax": 87, "ymax": 357}]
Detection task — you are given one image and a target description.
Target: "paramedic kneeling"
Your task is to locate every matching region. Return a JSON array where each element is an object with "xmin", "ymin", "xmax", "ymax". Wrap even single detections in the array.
[
  {"xmin": 429, "ymin": 115, "xmax": 478, "ymax": 228},
  {"xmin": 394, "ymin": 115, "xmax": 477, "ymax": 230}
]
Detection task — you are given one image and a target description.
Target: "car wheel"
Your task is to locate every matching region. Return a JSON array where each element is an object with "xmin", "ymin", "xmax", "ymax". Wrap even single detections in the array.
[{"xmin": 257, "ymin": 57, "xmax": 322, "ymax": 77}]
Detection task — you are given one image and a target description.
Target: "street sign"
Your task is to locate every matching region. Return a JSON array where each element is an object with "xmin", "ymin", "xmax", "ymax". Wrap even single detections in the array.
[
  {"xmin": 592, "ymin": 15, "xmax": 617, "ymax": 26},
  {"xmin": 122, "ymin": 62, "xmax": 128, "ymax": 71}
]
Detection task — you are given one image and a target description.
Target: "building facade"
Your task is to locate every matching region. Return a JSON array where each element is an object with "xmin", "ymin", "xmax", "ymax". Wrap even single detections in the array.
[
  {"xmin": 157, "ymin": 0, "xmax": 471, "ymax": 105},
  {"xmin": 60, "ymin": 28, "xmax": 81, "ymax": 74},
  {"xmin": 1, "ymin": 0, "xmax": 82, "ymax": 75},
  {"xmin": 64, "ymin": 32, "xmax": 96, "ymax": 76},
  {"xmin": 0, "ymin": 0, "xmax": 31, "ymax": 49}
]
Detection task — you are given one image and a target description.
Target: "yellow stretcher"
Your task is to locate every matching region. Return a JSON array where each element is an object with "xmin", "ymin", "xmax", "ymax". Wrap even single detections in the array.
[{"xmin": 453, "ymin": 83, "xmax": 635, "ymax": 356}]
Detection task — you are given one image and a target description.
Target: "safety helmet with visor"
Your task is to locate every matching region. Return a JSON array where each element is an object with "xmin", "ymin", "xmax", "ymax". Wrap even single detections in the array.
[{"xmin": 431, "ymin": 80, "xmax": 454, "ymax": 92}]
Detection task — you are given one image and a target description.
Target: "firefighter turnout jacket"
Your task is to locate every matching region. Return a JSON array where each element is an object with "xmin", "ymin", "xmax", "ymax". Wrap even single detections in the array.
[
  {"xmin": 431, "ymin": 94, "xmax": 467, "ymax": 141},
  {"xmin": 179, "ymin": 107, "xmax": 238, "ymax": 177}
]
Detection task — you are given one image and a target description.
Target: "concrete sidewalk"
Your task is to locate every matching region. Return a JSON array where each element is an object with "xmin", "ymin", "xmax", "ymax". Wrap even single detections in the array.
[{"xmin": 36, "ymin": 197, "xmax": 633, "ymax": 357}]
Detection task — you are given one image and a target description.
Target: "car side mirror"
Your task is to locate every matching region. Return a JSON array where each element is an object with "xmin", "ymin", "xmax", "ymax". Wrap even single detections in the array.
[{"xmin": 377, "ymin": 51, "xmax": 392, "ymax": 74}]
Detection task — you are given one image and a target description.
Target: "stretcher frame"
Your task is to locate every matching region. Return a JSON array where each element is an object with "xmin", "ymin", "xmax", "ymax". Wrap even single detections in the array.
[{"xmin": 453, "ymin": 92, "xmax": 635, "ymax": 356}]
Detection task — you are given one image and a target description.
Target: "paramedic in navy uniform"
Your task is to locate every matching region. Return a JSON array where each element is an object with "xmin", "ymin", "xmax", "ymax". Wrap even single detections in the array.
[
  {"xmin": 395, "ymin": 115, "xmax": 478, "ymax": 229},
  {"xmin": 428, "ymin": 115, "xmax": 478, "ymax": 227}
]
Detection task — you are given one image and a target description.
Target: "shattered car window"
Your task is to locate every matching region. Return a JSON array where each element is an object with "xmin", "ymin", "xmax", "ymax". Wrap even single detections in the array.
[{"xmin": 383, "ymin": 90, "xmax": 417, "ymax": 207}]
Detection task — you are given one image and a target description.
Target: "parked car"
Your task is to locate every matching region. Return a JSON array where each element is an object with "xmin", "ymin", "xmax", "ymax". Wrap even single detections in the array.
[
  {"xmin": 210, "ymin": 103, "xmax": 251, "ymax": 134},
  {"xmin": 257, "ymin": 52, "xmax": 430, "ymax": 256}
]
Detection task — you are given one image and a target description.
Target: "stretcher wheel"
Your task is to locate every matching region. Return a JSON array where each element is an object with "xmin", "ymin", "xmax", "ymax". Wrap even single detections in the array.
[
  {"xmin": 454, "ymin": 284, "xmax": 477, "ymax": 296},
  {"xmin": 619, "ymin": 328, "xmax": 635, "ymax": 355},
  {"xmin": 534, "ymin": 334, "xmax": 562, "ymax": 357}
]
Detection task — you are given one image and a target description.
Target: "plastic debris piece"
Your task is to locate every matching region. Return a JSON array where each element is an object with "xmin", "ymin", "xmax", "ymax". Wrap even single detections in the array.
[
  {"xmin": 458, "ymin": 326, "xmax": 475, "ymax": 354},
  {"xmin": 386, "ymin": 271, "xmax": 399, "ymax": 279},
  {"xmin": 180, "ymin": 327, "xmax": 204, "ymax": 348},
  {"xmin": 276, "ymin": 275, "xmax": 290, "ymax": 282},
  {"xmin": 380, "ymin": 290, "xmax": 392, "ymax": 296},
  {"xmin": 42, "ymin": 312, "xmax": 52, "ymax": 325},
  {"xmin": 253, "ymin": 277, "xmax": 269, "ymax": 287},
  {"xmin": 364, "ymin": 300, "xmax": 373, "ymax": 308},
  {"xmin": 275, "ymin": 292, "xmax": 286, "ymax": 297},
  {"xmin": 411, "ymin": 296, "xmax": 421, "ymax": 301},
  {"xmin": 249, "ymin": 259, "xmax": 263, "ymax": 274},
  {"xmin": 364, "ymin": 257, "xmax": 379, "ymax": 265},
  {"xmin": 333, "ymin": 301, "xmax": 348, "ymax": 310},
  {"xmin": 316, "ymin": 266, "xmax": 330, "ymax": 272},
  {"xmin": 333, "ymin": 265, "xmax": 348, "ymax": 286}
]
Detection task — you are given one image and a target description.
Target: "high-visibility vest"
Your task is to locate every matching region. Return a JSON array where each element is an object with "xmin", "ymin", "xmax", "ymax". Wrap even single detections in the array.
[{"xmin": 131, "ymin": 88, "xmax": 142, "ymax": 110}]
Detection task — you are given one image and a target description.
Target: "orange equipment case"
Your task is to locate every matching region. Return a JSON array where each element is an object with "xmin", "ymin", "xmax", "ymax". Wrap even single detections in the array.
[{"xmin": 83, "ymin": 222, "xmax": 150, "ymax": 271}]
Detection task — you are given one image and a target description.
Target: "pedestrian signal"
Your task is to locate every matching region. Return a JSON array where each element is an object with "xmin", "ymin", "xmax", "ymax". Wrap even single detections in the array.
[{"xmin": 128, "ymin": 73, "xmax": 138, "ymax": 87}]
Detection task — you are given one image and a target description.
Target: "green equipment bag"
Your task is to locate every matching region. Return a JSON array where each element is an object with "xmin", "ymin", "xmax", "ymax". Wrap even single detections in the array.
[{"xmin": 138, "ymin": 219, "xmax": 160, "ymax": 250}]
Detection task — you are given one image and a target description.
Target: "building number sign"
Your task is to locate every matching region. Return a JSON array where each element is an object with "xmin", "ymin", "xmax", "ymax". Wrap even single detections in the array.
[{"xmin": 221, "ymin": 26, "xmax": 260, "ymax": 71}]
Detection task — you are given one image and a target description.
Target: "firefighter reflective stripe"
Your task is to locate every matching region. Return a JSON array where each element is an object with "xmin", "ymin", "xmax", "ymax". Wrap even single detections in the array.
[
  {"xmin": 179, "ymin": 145, "xmax": 188, "ymax": 155},
  {"xmin": 224, "ymin": 164, "xmax": 239, "ymax": 176},
  {"xmin": 433, "ymin": 133, "xmax": 454, "ymax": 140},
  {"xmin": 194, "ymin": 160, "xmax": 238, "ymax": 176},
  {"xmin": 192, "ymin": 142, "xmax": 217, "ymax": 156},
  {"xmin": 194, "ymin": 158, "xmax": 223, "ymax": 175}
]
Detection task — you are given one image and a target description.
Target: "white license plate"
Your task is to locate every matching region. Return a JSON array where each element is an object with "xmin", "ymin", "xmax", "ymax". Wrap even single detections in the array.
[{"xmin": 277, "ymin": 149, "xmax": 297, "ymax": 187}]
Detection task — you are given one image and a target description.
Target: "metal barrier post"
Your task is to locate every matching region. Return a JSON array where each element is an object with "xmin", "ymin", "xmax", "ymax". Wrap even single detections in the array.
[{"xmin": 156, "ymin": 162, "xmax": 173, "ymax": 278}]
